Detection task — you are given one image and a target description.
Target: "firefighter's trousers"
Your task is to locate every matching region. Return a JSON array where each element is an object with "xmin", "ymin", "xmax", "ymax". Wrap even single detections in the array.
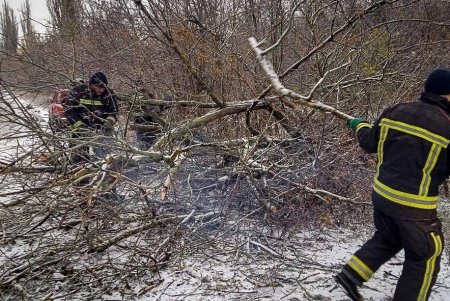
[{"xmin": 341, "ymin": 208, "xmax": 444, "ymax": 301}]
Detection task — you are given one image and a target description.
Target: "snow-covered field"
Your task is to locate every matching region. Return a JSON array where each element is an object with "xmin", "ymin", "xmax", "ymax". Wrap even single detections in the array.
[
  {"xmin": 0, "ymin": 90, "xmax": 50, "ymax": 163},
  {"xmin": 0, "ymin": 91, "xmax": 52, "ymax": 207}
]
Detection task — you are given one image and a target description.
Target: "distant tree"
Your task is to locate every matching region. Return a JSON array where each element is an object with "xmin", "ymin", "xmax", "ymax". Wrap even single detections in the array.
[
  {"xmin": 0, "ymin": 0, "xmax": 19, "ymax": 54},
  {"xmin": 20, "ymin": 0, "xmax": 36, "ymax": 49},
  {"xmin": 46, "ymin": 0, "xmax": 82, "ymax": 35},
  {"xmin": 46, "ymin": 0, "xmax": 84, "ymax": 79}
]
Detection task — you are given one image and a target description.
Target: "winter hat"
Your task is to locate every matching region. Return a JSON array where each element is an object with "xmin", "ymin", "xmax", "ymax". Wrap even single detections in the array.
[
  {"xmin": 89, "ymin": 71, "xmax": 108, "ymax": 87},
  {"xmin": 424, "ymin": 68, "xmax": 450, "ymax": 95}
]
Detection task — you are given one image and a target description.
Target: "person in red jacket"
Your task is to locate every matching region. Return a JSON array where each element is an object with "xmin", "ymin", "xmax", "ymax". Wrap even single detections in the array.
[
  {"xmin": 336, "ymin": 68, "xmax": 450, "ymax": 301},
  {"xmin": 64, "ymin": 71, "xmax": 118, "ymax": 163}
]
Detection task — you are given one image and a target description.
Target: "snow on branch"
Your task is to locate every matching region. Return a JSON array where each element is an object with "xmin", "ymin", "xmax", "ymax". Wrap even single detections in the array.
[
  {"xmin": 248, "ymin": 37, "xmax": 354, "ymax": 120},
  {"xmin": 90, "ymin": 211, "xmax": 216, "ymax": 253}
]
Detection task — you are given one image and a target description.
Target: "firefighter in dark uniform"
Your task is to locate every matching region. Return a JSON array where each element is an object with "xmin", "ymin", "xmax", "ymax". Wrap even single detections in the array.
[
  {"xmin": 336, "ymin": 68, "xmax": 450, "ymax": 301},
  {"xmin": 133, "ymin": 80, "xmax": 168, "ymax": 149},
  {"xmin": 64, "ymin": 71, "xmax": 118, "ymax": 163}
]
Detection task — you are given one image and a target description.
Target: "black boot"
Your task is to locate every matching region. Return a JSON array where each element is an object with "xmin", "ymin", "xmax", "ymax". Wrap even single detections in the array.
[{"xmin": 335, "ymin": 273, "xmax": 363, "ymax": 301}]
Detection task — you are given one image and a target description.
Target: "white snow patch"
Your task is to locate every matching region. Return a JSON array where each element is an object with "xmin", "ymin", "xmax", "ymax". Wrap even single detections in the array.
[{"xmin": 124, "ymin": 228, "xmax": 450, "ymax": 301}]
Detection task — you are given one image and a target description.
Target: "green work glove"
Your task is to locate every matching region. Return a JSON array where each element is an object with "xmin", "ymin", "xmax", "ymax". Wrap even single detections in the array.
[
  {"xmin": 71, "ymin": 120, "xmax": 86, "ymax": 131},
  {"xmin": 347, "ymin": 117, "xmax": 365, "ymax": 131},
  {"xmin": 103, "ymin": 117, "xmax": 115, "ymax": 130}
]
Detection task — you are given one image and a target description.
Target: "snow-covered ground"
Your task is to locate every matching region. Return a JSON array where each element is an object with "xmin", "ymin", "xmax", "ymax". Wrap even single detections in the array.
[
  {"xmin": 1, "ymin": 223, "xmax": 449, "ymax": 300},
  {"xmin": 126, "ymin": 228, "xmax": 450, "ymax": 301},
  {"xmin": 0, "ymin": 90, "xmax": 50, "ymax": 159},
  {"xmin": 0, "ymin": 90, "xmax": 51, "ymax": 206}
]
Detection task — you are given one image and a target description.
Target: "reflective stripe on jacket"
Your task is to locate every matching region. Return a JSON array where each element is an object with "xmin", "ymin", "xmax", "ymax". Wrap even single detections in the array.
[{"xmin": 64, "ymin": 83, "xmax": 118, "ymax": 128}]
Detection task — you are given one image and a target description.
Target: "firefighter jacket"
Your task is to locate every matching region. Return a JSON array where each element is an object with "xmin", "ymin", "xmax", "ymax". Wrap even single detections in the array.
[
  {"xmin": 132, "ymin": 91, "xmax": 165, "ymax": 135},
  {"xmin": 64, "ymin": 84, "xmax": 118, "ymax": 129},
  {"xmin": 356, "ymin": 92, "xmax": 450, "ymax": 220}
]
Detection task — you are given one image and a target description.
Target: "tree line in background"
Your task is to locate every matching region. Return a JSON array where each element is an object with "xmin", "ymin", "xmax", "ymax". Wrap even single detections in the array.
[
  {"xmin": 0, "ymin": 1, "xmax": 446, "ymax": 113},
  {"xmin": 0, "ymin": 0, "xmax": 448, "ymax": 98}
]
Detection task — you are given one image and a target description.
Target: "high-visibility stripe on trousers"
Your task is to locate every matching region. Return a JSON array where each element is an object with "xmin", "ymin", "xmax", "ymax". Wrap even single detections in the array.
[{"xmin": 341, "ymin": 209, "xmax": 444, "ymax": 301}]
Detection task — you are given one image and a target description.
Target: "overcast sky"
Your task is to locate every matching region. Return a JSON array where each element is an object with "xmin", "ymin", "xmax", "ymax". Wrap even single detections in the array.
[{"xmin": 5, "ymin": 0, "xmax": 50, "ymax": 34}]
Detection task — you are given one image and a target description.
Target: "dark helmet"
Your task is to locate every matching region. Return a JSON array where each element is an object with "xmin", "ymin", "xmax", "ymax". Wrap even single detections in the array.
[
  {"xmin": 424, "ymin": 68, "xmax": 450, "ymax": 95},
  {"xmin": 89, "ymin": 71, "xmax": 108, "ymax": 87}
]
